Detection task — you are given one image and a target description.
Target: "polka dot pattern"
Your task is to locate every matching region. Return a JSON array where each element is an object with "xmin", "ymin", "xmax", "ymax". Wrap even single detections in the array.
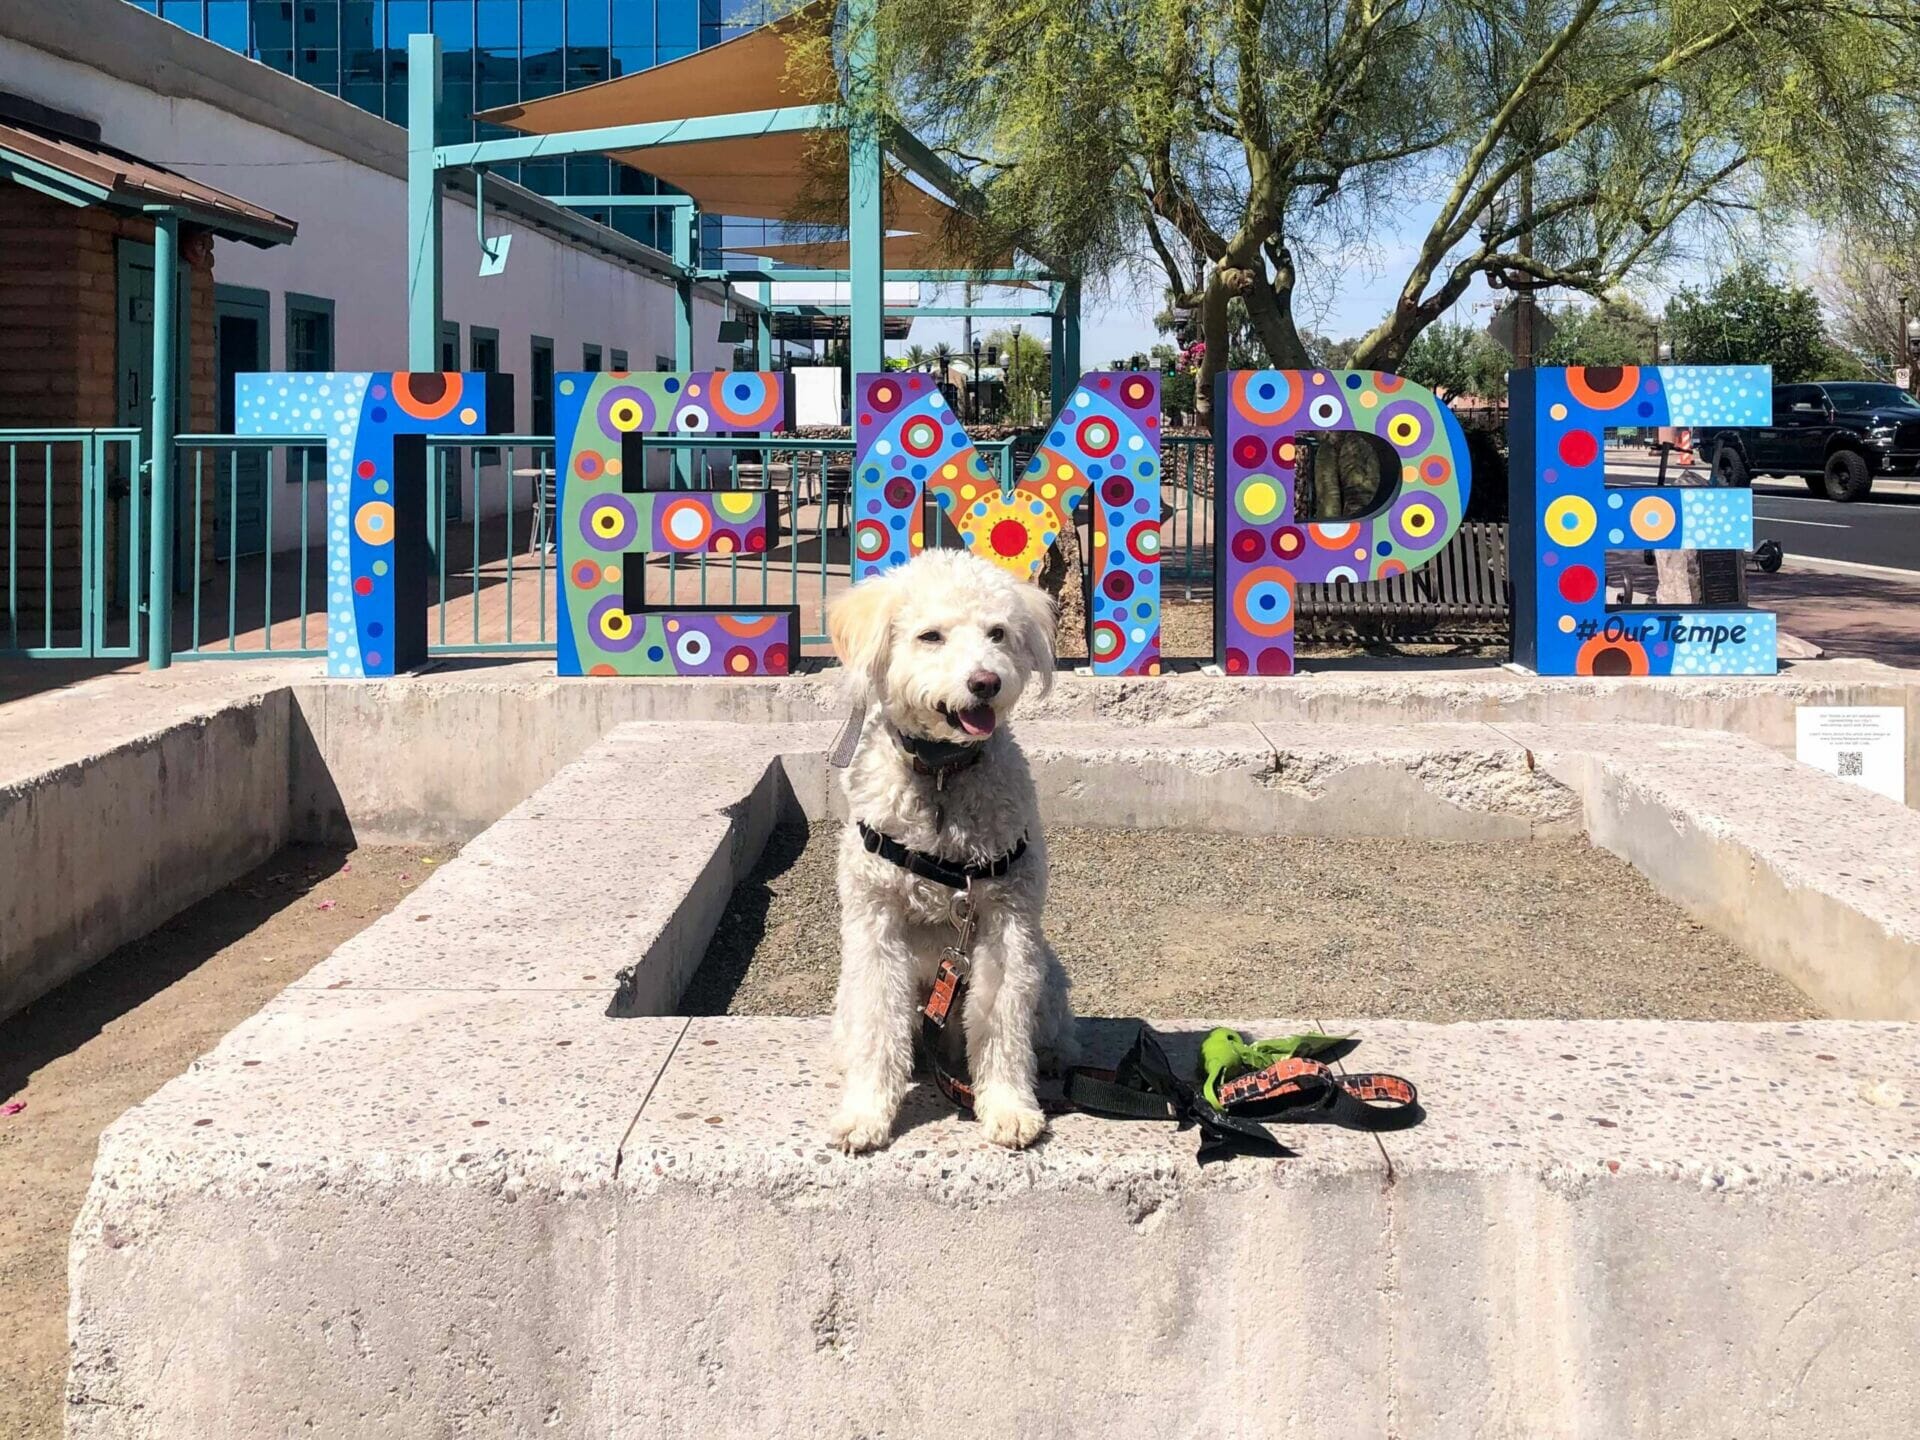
[
  {"xmin": 235, "ymin": 371, "xmax": 491, "ymax": 677},
  {"xmin": 852, "ymin": 371, "xmax": 1164, "ymax": 676},
  {"xmin": 1517, "ymin": 365, "xmax": 1774, "ymax": 676},
  {"xmin": 1219, "ymin": 369, "xmax": 1468, "ymax": 676},
  {"xmin": 552, "ymin": 370, "xmax": 795, "ymax": 677}
]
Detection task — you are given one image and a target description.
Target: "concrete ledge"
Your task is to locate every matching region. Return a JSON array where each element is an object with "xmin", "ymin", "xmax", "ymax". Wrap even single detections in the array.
[
  {"xmin": 1517, "ymin": 723, "xmax": 1920, "ymax": 1020},
  {"xmin": 0, "ymin": 687, "xmax": 291, "ymax": 1021},
  {"xmin": 68, "ymin": 1008, "xmax": 1920, "ymax": 1435}
]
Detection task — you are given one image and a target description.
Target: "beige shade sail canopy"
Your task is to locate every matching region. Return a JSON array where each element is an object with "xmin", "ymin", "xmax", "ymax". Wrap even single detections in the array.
[{"xmin": 472, "ymin": 0, "xmax": 1002, "ymax": 264}]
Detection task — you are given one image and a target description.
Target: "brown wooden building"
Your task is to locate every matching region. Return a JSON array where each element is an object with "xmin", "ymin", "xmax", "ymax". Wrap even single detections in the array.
[{"xmin": 0, "ymin": 93, "xmax": 294, "ymax": 649}]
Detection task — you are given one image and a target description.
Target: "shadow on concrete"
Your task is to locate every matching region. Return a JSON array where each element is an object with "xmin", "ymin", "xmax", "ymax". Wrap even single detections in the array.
[
  {"xmin": 0, "ymin": 846, "xmax": 349, "ymax": 1106},
  {"xmin": 676, "ymin": 822, "xmax": 811, "ymax": 1017}
]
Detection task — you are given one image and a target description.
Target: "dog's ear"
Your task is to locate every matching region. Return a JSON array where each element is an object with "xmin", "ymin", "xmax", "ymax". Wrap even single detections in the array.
[
  {"xmin": 1012, "ymin": 581, "xmax": 1057, "ymax": 697},
  {"xmin": 827, "ymin": 572, "xmax": 900, "ymax": 695}
]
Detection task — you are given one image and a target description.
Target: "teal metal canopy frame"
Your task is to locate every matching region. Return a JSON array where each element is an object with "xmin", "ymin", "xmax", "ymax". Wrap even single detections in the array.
[{"xmin": 404, "ymin": 5, "xmax": 1081, "ymax": 405}]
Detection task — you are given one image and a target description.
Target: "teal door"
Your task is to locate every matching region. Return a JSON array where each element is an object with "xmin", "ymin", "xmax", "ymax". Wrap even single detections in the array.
[{"xmin": 213, "ymin": 287, "xmax": 270, "ymax": 558}]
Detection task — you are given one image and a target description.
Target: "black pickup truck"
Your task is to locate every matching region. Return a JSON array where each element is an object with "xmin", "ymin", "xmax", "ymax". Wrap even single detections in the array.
[{"xmin": 1698, "ymin": 381, "xmax": 1920, "ymax": 501}]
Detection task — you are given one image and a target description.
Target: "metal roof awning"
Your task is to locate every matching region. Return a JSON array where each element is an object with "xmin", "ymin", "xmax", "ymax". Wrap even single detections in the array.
[
  {"xmin": 472, "ymin": 0, "xmax": 1004, "ymax": 269},
  {"xmin": 0, "ymin": 115, "xmax": 297, "ymax": 246}
]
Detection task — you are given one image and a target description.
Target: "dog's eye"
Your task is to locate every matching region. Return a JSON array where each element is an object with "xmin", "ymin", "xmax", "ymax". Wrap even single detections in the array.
[
  {"xmin": 987, "ymin": 625, "xmax": 1007, "ymax": 644},
  {"xmin": 917, "ymin": 629, "xmax": 944, "ymax": 645}
]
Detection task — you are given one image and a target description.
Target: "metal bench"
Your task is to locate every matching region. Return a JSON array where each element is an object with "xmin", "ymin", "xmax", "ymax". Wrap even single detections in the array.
[{"xmin": 1296, "ymin": 521, "xmax": 1510, "ymax": 642}]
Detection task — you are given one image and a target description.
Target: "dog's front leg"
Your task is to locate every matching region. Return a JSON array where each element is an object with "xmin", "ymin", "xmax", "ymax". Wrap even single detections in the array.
[
  {"xmin": 828, "ymin": 903, "xmax": 918, "ymax": 1154},
  {"xmin": 964, "ymin": 906, "xmax": 1048, "ymax": 1149}
]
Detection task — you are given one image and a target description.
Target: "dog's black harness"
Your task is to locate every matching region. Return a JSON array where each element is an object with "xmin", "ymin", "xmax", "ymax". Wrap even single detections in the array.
[{"xmin": 856, "ymin": 821, "xmax": 1027, "ymax": 890}]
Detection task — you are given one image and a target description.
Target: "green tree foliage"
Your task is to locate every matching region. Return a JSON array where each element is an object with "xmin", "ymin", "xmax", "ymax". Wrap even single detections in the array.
[
  {"xmin": 1537, "ymin": 296, "xmax": 1658, "ymax": 367},
  {"xmin": 1399, "ymin": 321, "xmax": 1511, "ymax": 401},
  {"xmin": 853, "ymin": 0, "xmax": 1920, "ymax": 416},
  {"xmin": 1664, "ymin": 261, "xmax": 1839, "ymax": 381}
]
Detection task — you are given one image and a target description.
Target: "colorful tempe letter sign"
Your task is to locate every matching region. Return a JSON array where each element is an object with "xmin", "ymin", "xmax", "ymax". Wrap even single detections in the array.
[
  {"xmin": 235, "ymin": 371, "xmax": 512, "ymax": 678},
  {"xmin": 852, "ymin": 370, "xmax": 1165, "ymax": 675},
  {"xmin": 554, "ymin": 370, "xmax": 798, "ymax": 677},
  {"xmin": 238, "ymin": 354, "xmax": 1775, "ymax": 683},
  {"xmin": 1214, "ymin": 369, "xmax": 1471, "ymax": 676},
  {"xmin": 1511, "ymin": 365, "xmax": 1775, "ymax": 675}
]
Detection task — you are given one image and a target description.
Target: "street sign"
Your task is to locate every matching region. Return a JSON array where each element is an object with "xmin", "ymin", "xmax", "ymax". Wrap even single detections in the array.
[
  {"xmin": 1896, "ymin": 366, "xmax": 1912, "ymax": 390},
  {"xmin": 1487, "ymin": 300, "xmax": 1557, "ymax": 357}
]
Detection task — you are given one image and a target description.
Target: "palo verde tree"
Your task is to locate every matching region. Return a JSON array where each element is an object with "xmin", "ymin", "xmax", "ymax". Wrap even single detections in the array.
[{"xmin": 848, "ymin": 0, "xmax": 1920, "ymax": 416}]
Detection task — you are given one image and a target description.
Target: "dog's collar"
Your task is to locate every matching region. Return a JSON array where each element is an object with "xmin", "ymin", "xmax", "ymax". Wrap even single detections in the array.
[
  {"xmin": 894, "ymin": 728, "xmax": 987, "ymax": 783},
  {"xmin": 856, "ymin": 821, "xmax": 1027, "ymax": 890}
]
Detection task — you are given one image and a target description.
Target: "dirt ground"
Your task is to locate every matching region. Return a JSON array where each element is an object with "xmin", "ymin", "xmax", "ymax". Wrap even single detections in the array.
[
  {"xmin": 0, "ymin": 845, "xmax": 426, "ymax": 1440},
  {"xmin": 685, "ymin": 822, "xmax": 1822, "ymax": 1023}
]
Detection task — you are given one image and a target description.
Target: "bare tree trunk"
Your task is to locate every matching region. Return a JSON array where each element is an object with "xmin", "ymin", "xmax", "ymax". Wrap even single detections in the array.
[{"xmin": 1039, "ymin": 521, "xmax": 1086, "ymax": 661}]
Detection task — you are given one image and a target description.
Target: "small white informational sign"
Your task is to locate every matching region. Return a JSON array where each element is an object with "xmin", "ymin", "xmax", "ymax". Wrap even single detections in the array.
[{"xmin": 1796, "ymin": 706, "xmax": 1906, "ymax": 804}]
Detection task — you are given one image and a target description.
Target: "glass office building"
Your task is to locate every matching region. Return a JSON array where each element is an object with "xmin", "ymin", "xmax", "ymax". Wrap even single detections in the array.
[{"xmin": 126, "ymin": 2, "xmax": 758, "ymax": 252}]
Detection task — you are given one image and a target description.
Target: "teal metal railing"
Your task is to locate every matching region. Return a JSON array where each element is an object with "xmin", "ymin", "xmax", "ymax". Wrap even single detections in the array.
[
  {"xmin": 1162, "ymin": 435, "xmax": 1214, "ymax": 599},
  {"xmin": 1, "ymin": 428, "xmax": 144, "ymax": 659},
  {"xmin": 50, "ymin": 427, "xmax": 1100, "ymax": 666},
  {"xmin": 425, "ymin": 436, "xmax": 558, "ymax": 654},
  {"xmin": 172, "ymin": 436, "xmax": 328, "ymax": 658}
]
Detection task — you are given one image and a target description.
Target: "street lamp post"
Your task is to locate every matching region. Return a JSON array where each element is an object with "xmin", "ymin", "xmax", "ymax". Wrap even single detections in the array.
[
  {"xmin": 1903, "ymin": 296, "xmax": 1919, "ymax": 395},
  {"xmin": 1010, "ymin": 324, "xmax": 1022, "ymax": 423},
  {"xmin": 970, "ymin": 339, "xmax": 982, "ymax": 420}
]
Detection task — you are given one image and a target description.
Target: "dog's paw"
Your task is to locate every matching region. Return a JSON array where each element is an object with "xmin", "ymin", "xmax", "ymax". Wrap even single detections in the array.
[
  {"xmin": 828, "ymin": 1104, "xmax": 895, "ymax": 1154},
  {"xmin": 975, "ymin": 1093, "xmax": 1047, "ymax": 1149}
]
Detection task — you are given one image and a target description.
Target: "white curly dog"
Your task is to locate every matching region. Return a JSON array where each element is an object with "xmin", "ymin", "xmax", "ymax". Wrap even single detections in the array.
[{"xmin": 825, "ymin": 550, "xmax": 1077, "ymax": 1153}]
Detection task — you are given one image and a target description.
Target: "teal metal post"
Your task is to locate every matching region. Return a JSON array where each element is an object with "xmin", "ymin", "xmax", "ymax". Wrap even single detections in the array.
[
  {"xmin": 1049, "ymin": 297, "xmax": 1066, "ymax": 414},
  {"xmin": 407, "ymin": 33, "xmax": 444, "ymax": 371},
  {"xmin": 672, "ymin": 205, "xmax": 696, "ymax": 483},
  {"xmin": 845, "ymin": 0, "xmax": 884, "ymax": 382},
  {"xmin": 146, "ymin": 211, "xmax": 179, "ymax": 669},
  {"xmin": 1062, "ymin": 278, "xmax": 1083, "ymax": 387},
  {"xmin": 756, "ymin": 279, "xmax": 772, "ymax": 368}
]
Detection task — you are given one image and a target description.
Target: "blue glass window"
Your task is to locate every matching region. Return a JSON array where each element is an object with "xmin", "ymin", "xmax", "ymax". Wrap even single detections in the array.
[
  {"xmin": 610, "ymin": 1, "xmax": 652, "ymax": 47},
  {"xmin": 430, "ymin": 0, "xmax": 472, "ymax": 46},
  {"xmin": 386, "ymin": 0, "xmax": 428, "ymax": 46},
  {"xmin": 296, "ymin": 45, "xmax": 340, "ymax": 86},
  {"xmin": 298, "ymin": 1, "xmax": 338, "ymax": 46},
  {"xmin": 475, "ymin": 0, "xmax": 517, "ymax": 47},
  {"xmin": 338, "ymin": 0, "xmax": 380, "ymax": 44},
  {"xmin": 253, "ymin": 0, "xmax": 293, "ymax": 48},
  {"xmin": 566, "ymin": 45, "xmax": 609, "ymax": 86},
  {"xmin": 520, "ymin": 0, "xmax": 562, "ymax": 49},
  {"xmin": 610, "ymin": 45, "xmax": 651, "ymax": 76},
  {"xmin": 160, "ymin": 1, "xmax": 207, "ymax": 34},
  {"xmin": 567, "ymin": 0, "xmax": 609, "ymax": 46},
  {"xmin": 658, "ymin": 0, "xmax": 696, "ymax": 51}
]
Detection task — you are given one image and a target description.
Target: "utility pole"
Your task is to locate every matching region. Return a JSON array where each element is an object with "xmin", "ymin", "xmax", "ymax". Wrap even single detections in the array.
[
  {"xmin": 962, "ymin": 281, "xmax": 975, "ymax": 389},
  {"xmin": 1514, "ymin": 164, "xmax": 1535, "ymax": 370}
]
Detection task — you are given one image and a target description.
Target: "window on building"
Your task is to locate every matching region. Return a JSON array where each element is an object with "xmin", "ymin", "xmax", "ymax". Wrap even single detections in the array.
[
  {"xmin": 206, "ymin": 1, "xmax": 250, "ymax": 50},
  {"xmin": 609, "ymin": 348, "xmax": 629, "ymax": 373},
  {"xmin": 655, "ymin": 354, "xmax": 672, "ymax": 372},
  {"xmin": 583, "ymin": 343, "xmax": 603, "ymax": 373},
  {"xmin": 471, "ymin": 327, "xmax": 500, "ymax": 374},
  {"xmin": 531, "ymin": 336, "xmax": 555, "ymax": 436},
  {"xmin": 286, "ymin": 293, "xmax": 335, "ymax": 477}
]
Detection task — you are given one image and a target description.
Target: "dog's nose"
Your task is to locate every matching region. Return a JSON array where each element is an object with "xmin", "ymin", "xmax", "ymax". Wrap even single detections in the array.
[{"xmin": 967, "ymin": 669, "xmax": 1002, "ymax": 700}]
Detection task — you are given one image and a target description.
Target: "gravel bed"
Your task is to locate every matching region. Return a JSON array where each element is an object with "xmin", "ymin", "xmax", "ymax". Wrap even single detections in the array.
[{"xmin": 682, "ymin": 823, "xmax": 1822, "ymax": 1022}]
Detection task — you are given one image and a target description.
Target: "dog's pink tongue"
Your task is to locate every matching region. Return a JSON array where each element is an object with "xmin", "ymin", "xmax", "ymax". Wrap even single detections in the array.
[{"xmin": 957, "ymin": 704, "xmax": 997, "ymax": 737}]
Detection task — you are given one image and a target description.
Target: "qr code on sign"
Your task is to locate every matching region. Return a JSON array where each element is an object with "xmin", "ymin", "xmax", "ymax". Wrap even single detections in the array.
[{"xmin": 1838, "ymin": 750, "xmax": 1864, "ymax": 778}]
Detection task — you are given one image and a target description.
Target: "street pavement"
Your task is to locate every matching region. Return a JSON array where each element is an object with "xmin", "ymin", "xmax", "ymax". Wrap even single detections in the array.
[{"xmin": 1604, "ymin": 452, "xmax": 1919, "ymax": 574}]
